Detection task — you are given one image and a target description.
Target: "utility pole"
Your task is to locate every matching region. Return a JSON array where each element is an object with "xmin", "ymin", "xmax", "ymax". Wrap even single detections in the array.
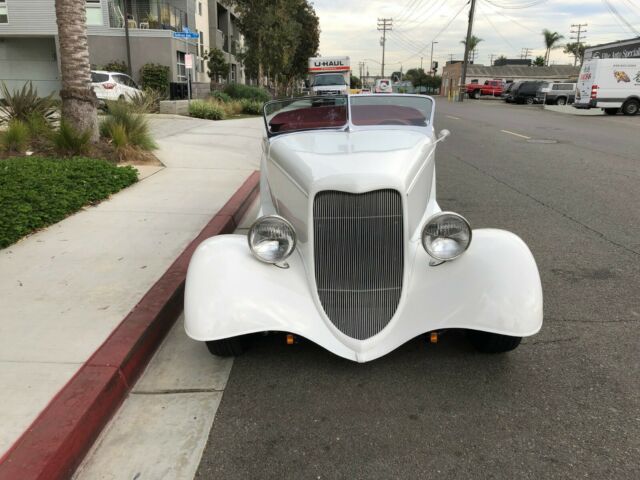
[
  {"xmin": 377, "ymin": 18, "xmax": 392, "ymax": 77},
  {"xmin": 430, "ymin": 41, "xmax": 438, "ymax": 76},
  {"xmin": 459, "ymin": 0, "xmax": 477, "ymax": 101},
  {"xmin": 420, "ymin": 56, "xmax": 423, "ymax": 70},
  {"xmin": 520, "ymin": 47, "xmax": 532, "ymax": 60},
  {"xmin": 570, "ymin": 23, "xmax": 587, "ymax": 66},
  {"xmin": 489, "ymin": 53, "xmax": 496, "ymax": 66}
]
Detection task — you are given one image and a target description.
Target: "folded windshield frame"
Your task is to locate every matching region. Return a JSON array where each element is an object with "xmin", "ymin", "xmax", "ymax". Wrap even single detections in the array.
[{"xmin": 263, "ymin": 94, "xmax": 435, "ymax": 138}]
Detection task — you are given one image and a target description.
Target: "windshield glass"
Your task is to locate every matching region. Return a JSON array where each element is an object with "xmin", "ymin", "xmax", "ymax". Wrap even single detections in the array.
[
  {"xmin": 264, "ymin": 95, "xmax": 433, "ymax": 136},
  {"xmin": 350, "ymin": 95, "xmax": 432, "ymax": 127},
  {"xmin": 312, "ymin": 74, "xmax": 346, "ymax": 86}
]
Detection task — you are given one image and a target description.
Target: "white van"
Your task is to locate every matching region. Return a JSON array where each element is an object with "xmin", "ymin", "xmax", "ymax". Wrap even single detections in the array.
[{"xmin": 574, "ymin": 58, "xmax": 640, "ymax": 115}]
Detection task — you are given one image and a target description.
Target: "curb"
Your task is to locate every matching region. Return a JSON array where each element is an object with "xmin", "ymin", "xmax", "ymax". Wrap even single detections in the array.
[{"xmin": 0, "ymin": 171, "xmax": 260, "ymax": 480}]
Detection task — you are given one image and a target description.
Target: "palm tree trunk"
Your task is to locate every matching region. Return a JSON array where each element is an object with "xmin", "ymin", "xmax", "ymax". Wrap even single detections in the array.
[{"xmin": 55, "ymin": 0, "xmax": 99, "ymax": 142}]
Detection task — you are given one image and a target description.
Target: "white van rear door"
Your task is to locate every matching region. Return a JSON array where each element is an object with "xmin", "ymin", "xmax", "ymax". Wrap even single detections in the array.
[{"xmin": 576, "ymin": 60, "xmax": 597, "ymax": 104}]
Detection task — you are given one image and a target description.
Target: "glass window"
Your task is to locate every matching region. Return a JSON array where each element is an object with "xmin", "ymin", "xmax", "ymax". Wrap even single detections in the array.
[
  {"xmin": 199, "ymin": 31, "xmax": 204, "ymax": 57},
  {"xmin": 86, "ymin": 0, "xmax": 102, "ymax": 26},
  {"xmin": 198, "ymin": 2, "xmax": 202, "ymax": 15},
  {"xmin": 0, "ymin": 0, "xmax": 8, "ymax": 24},
  {"xmin": 91, "ymin": 72, "xmax": 110, "ymax": 83},
  {"xmin": 176, "ymin": 51, "xmax": 187, "ymax": 82},
  {"xmin": 264, "ymin": 97, "xmax": 348, "ymax": 136},
  {"xmin": 351, "ymin": 95, "xmax": 433, "ymax": 127}
]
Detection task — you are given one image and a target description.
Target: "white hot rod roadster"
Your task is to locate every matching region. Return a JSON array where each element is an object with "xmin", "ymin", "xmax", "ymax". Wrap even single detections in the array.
[{"xmin": 184, "ymin": 95, "xmax": 543, "ymax": 362}]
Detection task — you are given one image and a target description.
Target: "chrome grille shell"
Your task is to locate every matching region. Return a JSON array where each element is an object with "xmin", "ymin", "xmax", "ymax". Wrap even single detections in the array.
[{"xmin": 313, "ymin": 189, "xmax": 404, "ymax": 340}]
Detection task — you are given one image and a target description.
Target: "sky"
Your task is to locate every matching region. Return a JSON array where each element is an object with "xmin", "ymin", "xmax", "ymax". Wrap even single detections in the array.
[{"xmin": 311, "ymin": 0, "xmax": 640, "ymax": 76}]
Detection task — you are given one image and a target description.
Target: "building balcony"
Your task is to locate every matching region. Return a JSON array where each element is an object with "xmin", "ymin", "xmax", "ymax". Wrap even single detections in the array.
[{"xmin": 108, "ymin": 0, "xmax": 188, "ymax": 32}]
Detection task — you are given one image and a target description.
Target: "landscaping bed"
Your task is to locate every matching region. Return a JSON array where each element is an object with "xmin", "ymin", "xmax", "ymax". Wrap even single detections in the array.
[{"xmin": 0, "ymin": 156, "xmax": 138, "ymax": 249}]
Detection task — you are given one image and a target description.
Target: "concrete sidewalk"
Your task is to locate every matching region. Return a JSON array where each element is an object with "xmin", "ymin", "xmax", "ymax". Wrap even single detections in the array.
[{"xmin": 0, "ymin": 116, "xmax": 263, "ymax": 456}]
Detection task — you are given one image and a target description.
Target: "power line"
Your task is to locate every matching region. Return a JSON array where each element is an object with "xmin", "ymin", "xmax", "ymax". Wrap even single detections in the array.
[{"xmin": 601, "ymin": 0, "xmax": 640, "ymax": 36}]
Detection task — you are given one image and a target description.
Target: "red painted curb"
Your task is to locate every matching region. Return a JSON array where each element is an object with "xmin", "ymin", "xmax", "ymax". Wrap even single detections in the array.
[{"xmin": 0, "ymin": 171, "xmax": 260, "ymax": 480}]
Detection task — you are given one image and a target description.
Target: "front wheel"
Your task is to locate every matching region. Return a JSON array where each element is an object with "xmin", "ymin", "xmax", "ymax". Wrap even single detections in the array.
[
  {"xmin": 604, "ymin": 108, "xmax": 619, "ymax": 115},
  {"xmin": 621, "ymin": 99, "xmax": 639, "ymax": 115},
  {"xmin": 471, "ymin": 91, "xmax": 480, "ymax": 99},
  {"xmin": 206, "ymin": 337, "xmax": 246, "ymax": 357},
  {"xmin": 555, "ymin": 97, "xmax": 567, "ymax": 105},
  {"xmin": 467, "ymin": 330, "xmax": 522, "ymax": 353},
  {"xmin": 525, "ymin": 97, "xmax": 535, "ymax": 105}
]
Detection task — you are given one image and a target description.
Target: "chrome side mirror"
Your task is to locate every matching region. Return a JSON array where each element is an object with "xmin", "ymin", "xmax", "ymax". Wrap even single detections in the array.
[{"xmin": 438, "ymin": 129, "xmax": 451, "ymax": 141}]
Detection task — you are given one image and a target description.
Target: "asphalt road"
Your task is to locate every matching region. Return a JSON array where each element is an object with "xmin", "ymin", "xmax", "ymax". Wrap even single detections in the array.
[{"xmin": 196, "ymin": 100, "xmax": 640, "ymax": 479}]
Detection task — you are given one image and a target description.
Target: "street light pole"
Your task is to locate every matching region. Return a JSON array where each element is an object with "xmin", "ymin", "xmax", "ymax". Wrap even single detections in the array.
[
  {"xmin": 460, "ymin": 0, "xmax": 477, "ymax": 102},
  {"xmin": 430, "ymin": 41, "xmax": 438, "ymax": 76}
]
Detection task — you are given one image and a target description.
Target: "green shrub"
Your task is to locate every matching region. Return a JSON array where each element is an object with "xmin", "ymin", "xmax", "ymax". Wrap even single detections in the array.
[
  {"xmin": 25, "ymin": 112, "xmax": 53, "ymax": 137},
  {"xmin": 0, "ymin": 156, "xmax": 138, "ymax": 248},
  {"xmin": 210, "ymin": 91, "xmax": 232, "ymax": 103},
  {"xmin": 108, "ymin": 123, "xmax": 129, "ymax": 150},
  {"xmin": 52, "ymin": 121, "xmax": 92, "ymax": 156},
  {"xmin": 0, "ymin": 81, "xmax": 57, "ymax": 125},
  {"xmin": 1, "ymin": 120, "xmax": 30, "ymax": 153},
  {"xmin": 100, "ymin": 102, "xmax": 157, "ymax": 151},
  {"xmin": 100, "ymin": 60, "xmax": 128, "ymax": 73},
  {"xmin": 222, "ymin": 100, "xmax": 243, "ymax": 116},
  {"xmin": 140, "ymin": 63, "xmax": 170, "ymax": 95},
  {"xmin": 189, "ymin": 100, "xmax": 225, "ymax": 120},
  {"xmin": 240, "ymin": 99, "xmax": 264, "ymax": 115},
  {"xmin": 223, "ymin": 83, "xmax": 270, "ymax": 103},
  {"xmin": 129, "ymin": 89, "xmax": 162, "ymax": 113}
]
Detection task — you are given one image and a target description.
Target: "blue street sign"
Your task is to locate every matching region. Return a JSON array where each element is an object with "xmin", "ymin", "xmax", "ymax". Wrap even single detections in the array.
[{"xmin": 173, "ymin": 31, "xmax": 199, "ymax": 39}]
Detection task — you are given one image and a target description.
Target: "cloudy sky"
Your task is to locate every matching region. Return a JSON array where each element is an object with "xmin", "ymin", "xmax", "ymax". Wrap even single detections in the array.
[{"xmin": 311, "ymin": 0, "xmax": 640, "ymax": 76}]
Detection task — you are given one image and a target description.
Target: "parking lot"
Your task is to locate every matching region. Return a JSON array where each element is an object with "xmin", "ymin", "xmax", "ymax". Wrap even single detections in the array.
[{"xmin": 192, "ymin": 100, "xmax": 640, "ymax": 479}]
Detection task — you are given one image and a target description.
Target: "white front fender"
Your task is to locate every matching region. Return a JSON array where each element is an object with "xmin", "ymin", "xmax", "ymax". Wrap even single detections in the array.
[{"xmin": 184, "ymin": 230, "xmax": 543, "ymax": 362}]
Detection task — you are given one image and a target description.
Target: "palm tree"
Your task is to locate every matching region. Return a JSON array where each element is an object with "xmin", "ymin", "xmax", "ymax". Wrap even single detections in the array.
[
  {"xmin": 564, "ymin": 42, "xmax": 587, "ymax": 66},
  {"xmin": 54, "ymin": 0, "xmax": 98, "ymax": 141},
  {"xmin": 461, "ymin": 35, "xmax": 483, "ymax": 63},
  {"xmin": 542, "ymin": 29, "xmax": 565, "ymax": 66}
]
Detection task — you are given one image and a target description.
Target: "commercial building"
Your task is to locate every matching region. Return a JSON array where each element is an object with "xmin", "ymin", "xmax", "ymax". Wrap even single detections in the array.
[
  {"xmin": 584, "ymin": 37, "xmax": 640, "ymax": 60},
  {"xmin": 441, "ymin": 63, "xmax": 580, "ymax": 97},
  {"xmin": 0, "ymin": 0, "xmax": 245, "ymax": 97}
]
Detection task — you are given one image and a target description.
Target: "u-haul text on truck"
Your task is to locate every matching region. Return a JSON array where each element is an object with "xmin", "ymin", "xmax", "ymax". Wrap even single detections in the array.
[
  {"xmin": 307, "ymin": 56, "xmax": 350, "ymax": 95},
  {"xmin": 575, "ymin": 58, "xmax": 640, "ymax": 115}
]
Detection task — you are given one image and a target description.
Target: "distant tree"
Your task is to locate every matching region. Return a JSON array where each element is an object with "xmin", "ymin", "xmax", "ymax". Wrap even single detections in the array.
[
  {"xmin": 405, "ymin": 68, "xmax": 428, "ymax": 88},
  {"xmin": 461, "ymin": 35, "xmax": 483, "ymax": 62},
  {"xmin": 494, "ymin": 55, "xmax": 508, "ymax": 66},
  {"xmin": 542, "ymin": 29, "xmax": 564, "ymax": 66},
  {"xmin": 350, "ymin": 74, "xmax": 362, "ymax": 89},
  {"xmin": 391, "ymin": 71, "xmax": 402, "ymax": 81},
  {"xmin": 533, "ymin": 56, "xmax": 545, "ymax": 66},
  {"xmin": 564, "ymin": 42, "xmax": 587, "ymax": 66},
  {"xmin": 207, "ymin": 48, "xmax": 229, "ymax": 85}
]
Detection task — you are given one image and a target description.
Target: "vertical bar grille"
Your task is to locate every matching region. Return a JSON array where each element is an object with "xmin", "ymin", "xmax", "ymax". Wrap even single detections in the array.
[{"xmin": 313, "ymin": 190, "xmax": 404, "ymax": 340}]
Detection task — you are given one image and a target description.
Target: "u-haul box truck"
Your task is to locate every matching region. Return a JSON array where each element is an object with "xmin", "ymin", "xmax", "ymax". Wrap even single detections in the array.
[
  {"xmin": 307, "ymin": 56, "xmax": 350, "ymax": 95},
  {"xmin": 575, "ymin": 58, "xmax": 640, "ymax": 115}
]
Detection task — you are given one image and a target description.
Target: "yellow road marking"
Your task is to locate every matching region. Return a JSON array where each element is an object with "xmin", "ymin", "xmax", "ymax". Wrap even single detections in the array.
[{"xmin": 500, "ymin": 129, "xmax": 531, "ymax": 139}]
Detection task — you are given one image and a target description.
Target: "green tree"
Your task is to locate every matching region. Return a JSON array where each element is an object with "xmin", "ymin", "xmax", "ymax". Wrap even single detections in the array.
[
  {"xmin": 206, "ymin": 48, "xmax": 229, "ymax": 85},
  {"xmin": 533, "ymin": 55, "xmax": 545, "ymax": 66},
  {"xmin": 405, "ymin": 68, "xmax": 428, "ymax": 88},
  {"xmin": 461, "ymin": 35, "xmax": 483, "ymax": 62},
  {"xmin": 54, "ymin": 0, "xmax": 98, "ymax": 141},
  {"xmin": 494, "ymin": 55, "xmax": 508, "ymax": 66},
  {"xmin": 542, "ymin": 29, "xmax": 564, "ymax": 66},
  {"xmin": 564, "ymin": 42, "xmax": 587, "ymax": 66},
  {"xmin": 350, "ymin": 74, "xmax": 362, "ymax": 89}
]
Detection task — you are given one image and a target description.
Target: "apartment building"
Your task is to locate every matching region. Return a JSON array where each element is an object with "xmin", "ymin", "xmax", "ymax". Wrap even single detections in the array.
[{"xmin": 0, "ymin": 0, "xmax": 245, "ymax": 96}]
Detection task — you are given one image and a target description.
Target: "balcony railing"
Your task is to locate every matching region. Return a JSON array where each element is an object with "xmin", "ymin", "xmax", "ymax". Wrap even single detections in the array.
[{"xmin": 108, "ymin": 0, "xmax": 188, "ymax": 32}]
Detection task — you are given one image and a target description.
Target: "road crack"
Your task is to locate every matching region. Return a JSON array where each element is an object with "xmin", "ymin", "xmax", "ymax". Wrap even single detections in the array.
[{"xmin": 451, "ymin": 154, "xmax": 640, "ymax": 258}]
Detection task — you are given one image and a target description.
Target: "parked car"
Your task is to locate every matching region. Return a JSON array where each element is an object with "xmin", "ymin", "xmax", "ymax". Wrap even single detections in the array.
[
  {"xmin": 91, "ymin": 70, "xmax": 142, "ymax": 102},
  {"xmin": 184, "ymin": 94, "xmax": 543, "ymax": 362},
  {"xmin": 536, "ymin": 82, "xmax": 576, "ymax": 105},
  {"xmin": 501, "ymin": 81, "xmax": 521, "ymax": 103},
  {"xmin": 512, "ymin": 81, "xmax": 545, "ymax": 104},
  {"xmin": 374, "ymin": 78, "xmax": 393, "ymax": 93},
  {"xmin": 574, "ymin": 58, "xmax": 640, "ymax": 115},
  {"xmin": 466, "ymin": 79, "xmax": 504, "ymax": 99}
]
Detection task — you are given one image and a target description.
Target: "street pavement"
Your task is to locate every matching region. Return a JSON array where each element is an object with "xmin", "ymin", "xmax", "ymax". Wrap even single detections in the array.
[
  {"xmin": 194, "ymin": 101, "xmax": 640, "ymax": 479},
  {"xmin": 0, "ymin": 116, "xmax": 262, "ymax": 457}
]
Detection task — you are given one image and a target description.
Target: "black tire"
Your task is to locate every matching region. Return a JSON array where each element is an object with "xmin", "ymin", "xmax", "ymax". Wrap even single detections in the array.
[
  {"xmin": 555, "ymin": 96, "xmax": 567, "ymax": 106},
  {"xmin": 206, "ymin": 337, "xmax": 246, "ymax": 357},
  {"xmin": 472, "ymin": 91, "xmax": 480, "ymax": 99},
  {"xmin": 525, "ymin": 97, "xmax": 535, "ymax": 105},
  {"xmin": 468, "ymin": 330, "xmax": 522, "ymax": 353},
  {"xmin": 604, "ymin": 108, "xmax": 619, "ymax": 115},
  {"xmin": 621, "ymin": 99, "xmax": 639, "ymax": 116}
]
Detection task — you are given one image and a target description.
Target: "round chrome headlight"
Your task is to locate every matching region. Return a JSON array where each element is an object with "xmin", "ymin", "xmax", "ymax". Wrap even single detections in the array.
[
  {"xmin": 421, "ymin": 212, "xmax": 472, "ymax": 261},
  {"xmin": 248, "ymin": 215, "xmax": 296, "ymax": 264}
]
